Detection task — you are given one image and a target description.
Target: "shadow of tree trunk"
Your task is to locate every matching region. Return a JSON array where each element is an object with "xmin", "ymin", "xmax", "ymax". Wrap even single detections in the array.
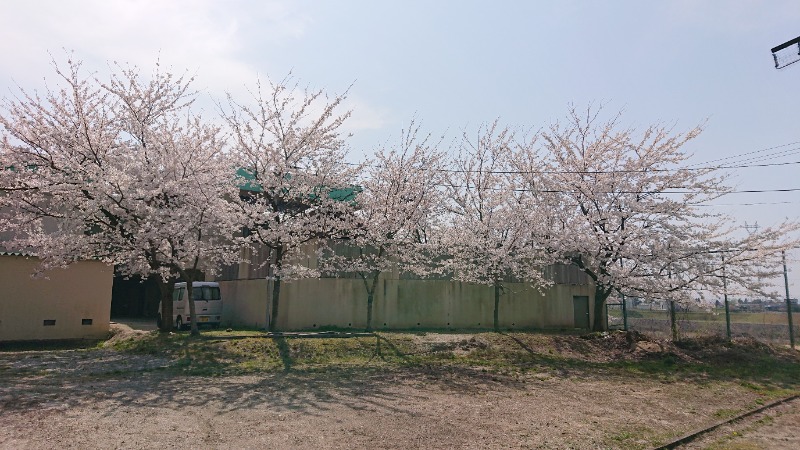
[
  {"xmin": 497, "ymin": 332, "xmax": 537, "ymax": 356},
  {"xmin": 369, "ymin": 333, "xmax": 411, "ymax": 363},
  {"xmin": 272, "ymin": 336, "xmax": 293, "ymax": 372}
]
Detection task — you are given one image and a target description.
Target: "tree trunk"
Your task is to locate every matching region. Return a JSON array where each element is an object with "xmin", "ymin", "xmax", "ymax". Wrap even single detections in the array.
[
  {"xmin": 669, "ymin": 299, "xmax": 678, "ymax": 341},
  {"xmin": 592, "ymin": 286, "xmax": 610, "ymax": 332},
  {"xmin": 175, "ymin": 267, "xmax": 201, "ymax": 336},
  {"xmin": 366, "ymin": 292, "xmax": 374, "ymax": 332},
  {"xmin": 269, "ymin": 275, "xmax": 281, "ymax": 332},
  {"xmin": 268, "ymin": 246, "xmax": 284, "ymax": 332},
  {"xmin": 363, "ymin": 271, "xmax": 380, "ymax": 332},
  {"xmin": 157, "ymin": 278, "xmax": 175, "ymax": 332},
  {"xmin": 493, "ymin": 282, "xmax": 501, "ymax": 332}
]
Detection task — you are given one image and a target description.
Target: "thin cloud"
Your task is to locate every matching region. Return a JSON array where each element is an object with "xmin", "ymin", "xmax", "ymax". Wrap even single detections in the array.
[
  {"xmin": 662, "ymin": 0, "xmax": 800, "ymax": 34},
  {"xmin": 0, "ymin": 0, "xmax": 310, "ymax": 98}
]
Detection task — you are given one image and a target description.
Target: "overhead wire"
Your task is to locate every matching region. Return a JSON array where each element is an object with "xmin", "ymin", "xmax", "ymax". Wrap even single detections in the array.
[
  {"xmin": 430, "ymin": 183, "xmax": 800, "ymax": 195},
  {"xmin": 697, "ymin": 201, "xmax": 800, "ymax": 207},
  {"xmin": 688, "ymin": 140, "xmax": 800, "ymax": 167},
  {"xmin": 347, "ymin": 157, "xmax": 800, "ymax": 175},
  {"xmin": 345, "ymin": 139, "xmax": 800, "ymax": 205}
]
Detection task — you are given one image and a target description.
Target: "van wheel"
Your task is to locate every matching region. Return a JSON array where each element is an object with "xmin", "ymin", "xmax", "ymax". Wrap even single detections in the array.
[{"xmin": 175, "ymin": 317, "xmax": 183, "ymax": 331}]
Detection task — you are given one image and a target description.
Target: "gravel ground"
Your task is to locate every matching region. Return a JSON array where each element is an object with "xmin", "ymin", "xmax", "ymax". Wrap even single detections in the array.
[{"xmin": 0, "ymin": 327, "xmax": 796, "ymax": 449}]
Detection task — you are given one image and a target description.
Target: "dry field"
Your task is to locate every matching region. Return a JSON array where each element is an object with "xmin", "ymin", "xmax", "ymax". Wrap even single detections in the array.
[{"xmin": 1, "ymin": 326, "xmax": 798, "ymax": 449}]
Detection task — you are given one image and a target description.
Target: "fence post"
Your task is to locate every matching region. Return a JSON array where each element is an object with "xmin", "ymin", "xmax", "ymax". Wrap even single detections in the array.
[
  {"xmin": 620, "ymin": 259, "xmax": 628, "ymax": 331},
  {"xmin": 621, "ymin": 292, "xmax": 628, "ymax": 331},
  {"xmin": 722, "ymin": 254, "xmax": 731, "ymax": 341},
  {"xmin": 783, "ymin": 250, "xmax": 795, "ymax": 349}
]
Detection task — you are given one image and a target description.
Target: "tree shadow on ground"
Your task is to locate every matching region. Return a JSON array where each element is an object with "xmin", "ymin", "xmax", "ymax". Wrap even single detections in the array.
[
  {"xmin": 2, "ymin": 331, "xmax": 798, "ymax": 421},
  {"xmin": 0, "ymin": 332, "xmax": 512, "ymax": 419},
  {"xmin": 273, "ymin": 336, "xmax": 293, "ymax": 372}
]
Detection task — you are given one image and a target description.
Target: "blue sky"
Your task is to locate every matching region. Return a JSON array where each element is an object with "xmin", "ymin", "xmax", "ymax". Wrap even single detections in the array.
[{"xmin": 2, "ymin": 0, "xmax": 800, "ymax": 292}]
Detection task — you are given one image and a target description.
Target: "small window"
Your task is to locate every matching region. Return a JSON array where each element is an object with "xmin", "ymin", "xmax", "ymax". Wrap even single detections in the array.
[
  {"xmin": 43, "ymin": 319, "xmax": 56, "ymax": 326},
  {"xmin": 192, "ymin": 286, "xmax": 221, "ymax": 300},
  {"xmin": 82, "ymin": 319, "xmax": 93, "ymax": 325},
  {"xmin": 173, "ymin": 288, "xmax": 184, "ymax": 302}
]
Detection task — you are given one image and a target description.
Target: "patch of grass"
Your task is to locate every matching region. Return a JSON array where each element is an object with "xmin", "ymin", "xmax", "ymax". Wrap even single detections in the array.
[
  {"xmin": 605, "ymin": 426, "xmax": 666, "ymax": 450},
  {"xmin": 713, "ymin": 408, "xmax": 740, "ymax": 419},
  {"xmin": 96, "ymin": 330, "xmax": 800, "ymax": 392},
  {"xmin": 108, "ymin": 331, "xmax": 193, "ymax": 354},
  {"xmin": 106, "ymin": 332, "xmax": 426, "ymax": 376},
  {"xmin": 202, "ymin": 328, "xmax": 269, "ymax": 338},
  {"xmin": 706, "ymin": 441, "xmax": 761, "ymax": 450},
  {"xmin": 705, "ymin": 410, "xmax": 780, "ymax": 450},
  {"xmin": 753, "ymin": 415, "xmax": 775, "ymax": 426}
]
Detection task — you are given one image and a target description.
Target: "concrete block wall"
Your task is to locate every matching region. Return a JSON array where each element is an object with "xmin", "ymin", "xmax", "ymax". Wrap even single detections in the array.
[{"xmin": 218, "ymin": 276, "xmax": 594, "ymax": 331}]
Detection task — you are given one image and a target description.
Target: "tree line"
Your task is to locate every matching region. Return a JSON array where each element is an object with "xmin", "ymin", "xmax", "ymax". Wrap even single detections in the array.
[{"xmin": 1, "ymin": 57, "xmax": 796, "ymax": 334}]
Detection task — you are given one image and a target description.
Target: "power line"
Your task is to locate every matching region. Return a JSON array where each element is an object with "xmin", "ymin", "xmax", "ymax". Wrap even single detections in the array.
[
  {"xmin": 697, "ymin": 201, "xmax": 799, "ymax": 207},
  {"xmin": 716, "ymin": 147, "xmax": 800, "ymax": 166},
  {"xmin": 439, "ymin": 184, "xmax": 800, "ymax": 195},
  {"xmin": 348, "ymin": 147, "xmax": 800, "ymax": 175},
  {"xmin": 349, "ymin": 158, "xmax": 800, "ymax": 175},
  {"xmin": 689, "ymin": 140, "xmax": 800, "ymax": 167},
  {"xmin": 723, "ymin": 188, "xmax": 800, "ymax": 194}
]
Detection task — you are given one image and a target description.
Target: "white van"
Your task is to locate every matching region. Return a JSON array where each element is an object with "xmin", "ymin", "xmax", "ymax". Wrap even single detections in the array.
[{"xmin": 157, "ymin": 282, "xmax": 223, "ymax": 330}]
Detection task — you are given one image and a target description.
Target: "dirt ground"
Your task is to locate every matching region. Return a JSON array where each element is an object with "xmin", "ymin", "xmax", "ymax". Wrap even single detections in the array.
[
  {"xmin": 1, "ymin": 327, "xmax": 798, "ymax": 449},
  {"xmin": 682, "ymin": 397, "xmax": 800, "ymax": 449}
]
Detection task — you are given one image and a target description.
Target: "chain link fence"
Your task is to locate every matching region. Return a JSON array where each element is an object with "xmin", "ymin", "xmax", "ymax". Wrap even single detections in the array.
[{"xmin": 607, "ymin": 301, "xmax": 800, "ymax": 347}]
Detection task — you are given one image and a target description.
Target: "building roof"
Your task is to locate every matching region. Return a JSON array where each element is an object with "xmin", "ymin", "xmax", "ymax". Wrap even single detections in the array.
[
  {"xmin": 236, "ymin": 168, "xmax": 361, "ymax": 202},
  {"xmin": 0, "ymin": 250, "xmax": 36, "ymax": 257}
]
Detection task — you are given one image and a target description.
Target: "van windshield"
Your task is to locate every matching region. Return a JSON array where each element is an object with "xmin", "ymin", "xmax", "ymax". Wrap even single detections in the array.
[{"xmin": 192, "ymin": 286, "xmax": 221, "ymax": 301}]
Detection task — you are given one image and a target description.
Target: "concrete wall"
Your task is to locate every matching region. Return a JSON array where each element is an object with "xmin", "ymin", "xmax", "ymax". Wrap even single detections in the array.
[
  {"xmin": 218, "ymin": 276, "xmax": 595, "ymax": 330},
  {"xmin": 0, "ymin": 255, "xmax": 113, "ymax": 341},
  {"xmin": 220, "ymin": 278, "xmax": 270, "ymax": 329}
]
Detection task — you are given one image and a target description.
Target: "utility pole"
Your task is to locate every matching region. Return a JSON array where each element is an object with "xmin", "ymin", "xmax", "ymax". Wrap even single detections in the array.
[
  {"xmin": 743, "ymin": 221, "xmax": 760, "ymax": 234},
  {"xmin": 783, "ymin": 250, "xmax": 795, "ymax": 349}
]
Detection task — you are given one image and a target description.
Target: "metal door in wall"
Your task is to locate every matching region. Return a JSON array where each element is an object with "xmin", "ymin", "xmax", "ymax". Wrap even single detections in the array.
[{"xmin": 573, "ymin": 296, "xmax": 590, "ymax": 329}]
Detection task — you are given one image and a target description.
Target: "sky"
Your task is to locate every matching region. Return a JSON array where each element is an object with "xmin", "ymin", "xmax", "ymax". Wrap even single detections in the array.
[{"xmin": 2, "ymin": 0, "xmax": 800, "ymax": 296}]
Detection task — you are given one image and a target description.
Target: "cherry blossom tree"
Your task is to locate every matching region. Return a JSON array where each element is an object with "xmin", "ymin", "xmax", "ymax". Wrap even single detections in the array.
[
  {"xmin": 442, "ymin": 122, "xmax": 550, "ymax": 331},
  {"xmin": 321, "ymin": 122, "xmax": 447, "ymax": 331},
  {"xmin": 0, "ymin": 57, "xmax": 242, "ymax": 335},
  {"xmin": 515, "ymin": 106, "xmax": 799, "ymax": 332},
  {"xmin": 222, "ymin": 75, "xmax": 359, "ymax": 332}
]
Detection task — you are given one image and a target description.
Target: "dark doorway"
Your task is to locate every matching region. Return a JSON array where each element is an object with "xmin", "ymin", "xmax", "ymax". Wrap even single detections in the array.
[
  {"xmin": 111, "ymin": 275, "xmax": 160, "ymax": 319},
  {"xmin": 110, "ymin": 270, "xmax": 205, "ymax": 319},
  {"xmin": 573, "ymin": 296, "xmax": 590, "ymax": 329}
]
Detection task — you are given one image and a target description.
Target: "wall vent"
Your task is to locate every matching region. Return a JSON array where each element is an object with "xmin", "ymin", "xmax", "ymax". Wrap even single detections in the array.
[
  {"xmin": 43, "ymin": 320, "xmax": 56, "ymax": 326},
  {"xmin": 82, "ymin": 319, "xmax": 93, "ymax": 325}
]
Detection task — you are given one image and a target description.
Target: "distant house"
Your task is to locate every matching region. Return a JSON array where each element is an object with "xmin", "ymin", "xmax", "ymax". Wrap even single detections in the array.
[{"xmin": 0, "ymin": 252, "xmax": 113, "ymax": 342}]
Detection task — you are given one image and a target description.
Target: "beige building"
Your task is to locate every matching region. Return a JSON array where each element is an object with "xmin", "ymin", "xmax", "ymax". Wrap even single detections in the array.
[{"xmin": 0, "ymin": 253, "xmax": 113, "ymax": 341}]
